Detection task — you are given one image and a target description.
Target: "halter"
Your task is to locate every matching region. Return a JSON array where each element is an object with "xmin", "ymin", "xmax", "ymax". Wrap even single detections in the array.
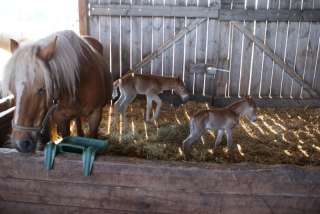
[
  {"xmin": 12, "ymin": 70, "xmax": 59, "ymax": 136},
  {"xmin": 12, "ymin": 101, "xmax": 58, "ymax": 135}
]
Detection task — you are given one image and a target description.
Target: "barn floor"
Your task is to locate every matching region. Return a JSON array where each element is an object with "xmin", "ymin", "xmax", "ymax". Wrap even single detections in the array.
[{"xmin": 79, "ymin": 98, "xmax": 320, "ymax": 166}]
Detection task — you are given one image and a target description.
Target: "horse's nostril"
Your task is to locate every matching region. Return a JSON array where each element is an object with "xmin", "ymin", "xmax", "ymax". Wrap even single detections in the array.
[{"xmin": 16, "ymin": 139, "xmax": 36, "ymax": 153}]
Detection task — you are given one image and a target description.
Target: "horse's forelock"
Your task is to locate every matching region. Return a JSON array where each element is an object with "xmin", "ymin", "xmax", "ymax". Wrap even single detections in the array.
[{"xmin": 1, "ymin": 31, "xmax": 96, "ymax": 101}]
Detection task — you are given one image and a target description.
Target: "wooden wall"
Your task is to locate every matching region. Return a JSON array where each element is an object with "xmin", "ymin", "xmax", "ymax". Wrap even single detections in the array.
[
  {"xmin": 0, "ymin": 149, "xmax": 319, "ymax": 213},
  {"xmin": 86, "ymin": 0, "xmax": 320, "ymax": 100}
]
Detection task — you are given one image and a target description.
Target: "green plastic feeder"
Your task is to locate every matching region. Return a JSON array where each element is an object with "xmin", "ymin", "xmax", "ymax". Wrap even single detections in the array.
[{"xmin": 44, "ymin": 136, "xmax": 108, "ymax": 176}]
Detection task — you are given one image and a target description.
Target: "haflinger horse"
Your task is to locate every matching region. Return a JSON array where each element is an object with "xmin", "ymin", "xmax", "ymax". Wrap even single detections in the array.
[
  {"xmin": 183, "ymin": 96, "xmax": 257, "ymax": 159},
  {"xmin": 113, "ymin": 72, "xmax": 189, "ymax": 128},
  {"xmin": 1, "ymin": 30, "xmax": 113, "ymax": 153}
]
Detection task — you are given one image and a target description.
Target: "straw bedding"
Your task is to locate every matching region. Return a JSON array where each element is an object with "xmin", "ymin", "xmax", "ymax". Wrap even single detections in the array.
[{"xmin": 91, "ymin": 98, "xmax": 320, "ymax": 165}]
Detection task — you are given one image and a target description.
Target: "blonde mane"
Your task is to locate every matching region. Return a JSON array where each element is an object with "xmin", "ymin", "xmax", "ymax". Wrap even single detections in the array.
[{"xmin": 1, "ymin": 30, "xmax": 101, "ymax": 100}]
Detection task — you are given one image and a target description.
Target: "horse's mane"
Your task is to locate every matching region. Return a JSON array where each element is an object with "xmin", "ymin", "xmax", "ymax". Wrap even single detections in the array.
[{"xmin": 1, "ymin": 30, "xmax": 103, "ymax": 100}]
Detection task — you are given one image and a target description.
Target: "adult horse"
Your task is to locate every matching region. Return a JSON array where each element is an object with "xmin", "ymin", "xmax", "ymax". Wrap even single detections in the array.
[{"xmin": 1, "ymin": 30, "xmax": 112, "ymax": 153}]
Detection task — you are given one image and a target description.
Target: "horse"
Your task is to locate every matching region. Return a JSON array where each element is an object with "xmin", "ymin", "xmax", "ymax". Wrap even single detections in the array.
[
  {"xmin": 182, "ymin": 97, "xmax": 257, "ymax": 159},
  {"xmin": 113, "ymin": 72, "xmax": 189, "ymax": 128},
  {"xmin": 1, "ymin": 30, "xmax": 113, "ymax": 153}
]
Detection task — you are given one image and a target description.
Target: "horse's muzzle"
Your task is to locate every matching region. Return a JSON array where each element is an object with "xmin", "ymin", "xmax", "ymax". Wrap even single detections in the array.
[{"xmin": 15, "ymin": 139, "xmax": 36, "ymax": 153}]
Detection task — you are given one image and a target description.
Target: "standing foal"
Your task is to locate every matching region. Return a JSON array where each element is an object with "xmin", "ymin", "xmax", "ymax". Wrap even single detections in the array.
[
  {"xmin": 183, "ymin": 97, "xmax": 257, "ymax": 158},
  {"xmin": 113, "ymin": 73, "xmax": 189, "ymax": 128}
]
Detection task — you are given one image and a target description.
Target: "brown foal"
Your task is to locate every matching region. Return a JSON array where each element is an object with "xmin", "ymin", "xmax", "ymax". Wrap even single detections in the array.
[
  {"xmin": 183, "ymin": 97, "xmax": 257, "ymax": 158},
  {"xmin": 113, "ymin": 73, "xmax": 189, "ymax": 128}
]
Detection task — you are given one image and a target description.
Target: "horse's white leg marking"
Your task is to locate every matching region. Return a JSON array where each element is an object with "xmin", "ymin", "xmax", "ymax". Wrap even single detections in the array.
[
  {"xmin": 226, "ymin": 129, "xmax": 233, "ymax": 151},
  {"xmin": 214, "ymin": 129, "xmax": 224, "ymax": 149},
  {"xmin": 146, "ymin": 96, "xmax": 153, "ymax": 122}
]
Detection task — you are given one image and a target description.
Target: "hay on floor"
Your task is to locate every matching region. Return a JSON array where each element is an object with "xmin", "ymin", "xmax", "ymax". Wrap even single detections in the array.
[{"xmin": 83, "ymin": 98, "xmax": 320, "ymax": 165}]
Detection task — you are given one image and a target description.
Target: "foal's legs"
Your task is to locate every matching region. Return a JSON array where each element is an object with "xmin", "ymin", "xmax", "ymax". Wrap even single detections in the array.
[
  {"xmin": 88, "ymin": 108, "xmax": 103, "ymax": 138},
  {"xmin": 112, "ymin": 90, "xmax": 126, "ymax": 128},
  {"xmin": 119, "ymin": 93, "xmax": 136, "ymax": 130},
  {"xmin": 214, "ymin": 129, "xmax": 224, "ymax": 149},
  {"xmin": 145, "ymin": 94, "xmax": 162, "ymax": 122},
  {"xmin": 225, "ymin": 129, "xmax": 234, "ymax": 151},
  {"xmin": 151, "ymin": 95, "xmax": 162, "ymax": 121}
]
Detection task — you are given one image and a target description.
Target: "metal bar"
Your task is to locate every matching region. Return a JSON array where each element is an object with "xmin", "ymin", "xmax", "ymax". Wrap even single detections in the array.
[{"xmin": 232, "ymin": 22, "xmax": 320, "ymax": 98}]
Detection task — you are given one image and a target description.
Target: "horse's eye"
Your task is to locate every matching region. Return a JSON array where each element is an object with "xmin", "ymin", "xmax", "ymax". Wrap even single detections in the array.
[{"xmin": 37, "ymin": 88, "xmax": 45, "ymax": 96}]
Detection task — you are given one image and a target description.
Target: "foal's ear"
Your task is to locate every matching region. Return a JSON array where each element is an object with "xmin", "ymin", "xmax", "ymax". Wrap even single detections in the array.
[
  {"xmin": 10, "ymin": 39, "xmax": 19, "ymax": 53},
  {"xmin": 37, "ymin": 36, "xmax": 57, "ymax": 61}
]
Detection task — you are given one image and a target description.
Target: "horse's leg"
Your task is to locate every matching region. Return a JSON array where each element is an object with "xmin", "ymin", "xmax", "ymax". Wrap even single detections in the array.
[
  {"xmin": 214, "ymin": 129, "xmax": 224, "ymax": 149},
  {"xmin": 146, "ymin": 96, "xmax": 153, "ymax": 122},
  {"xmin": 226, "ymin": 129, "xmax": 234, "ymax": 152},
  {"xmin": 182, "ymin": 133, "xmax": 201, "ymax": 160},
  {"xmin": 150, "ymin": 94, "xmax": 162, "ymax": 121},
  {"xmin": 76, "ymin": 117, "xmax": 84, "ymax": 136},
  {"xmin": 88, "ymin": 108, "xmax": 103, "ymax": 138}
]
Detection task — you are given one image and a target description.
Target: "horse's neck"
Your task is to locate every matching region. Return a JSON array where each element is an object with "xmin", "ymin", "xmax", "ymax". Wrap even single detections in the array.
[{"xmin": 228, "ymin": 101, "xmax": 246, "ymax": 116}]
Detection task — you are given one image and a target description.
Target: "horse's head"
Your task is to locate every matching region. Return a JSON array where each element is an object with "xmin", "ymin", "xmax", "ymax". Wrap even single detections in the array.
[
  {"xmin": 243, "ymin": 96, "xmax": 257, "ymax": 122},
  {"xmin": 3, "ymin": 37, "xmax": 57, "ymax": 153},
  {"xmin": 174, "ymin": 77, "xmax": 189, "ymax": 103}
]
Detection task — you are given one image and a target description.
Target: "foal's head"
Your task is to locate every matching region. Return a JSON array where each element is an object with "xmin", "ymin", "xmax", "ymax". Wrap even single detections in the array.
[
  {"xmin": 173, "ymin": 77, "xmax": 189, "ymax": 102},
  {"xmin": 242, "ymin": 96, "xmax": 257, "ymax": 122},
  {"xmin": 3, "ymin": 38, "xmax": 57, "ymax": 153}
]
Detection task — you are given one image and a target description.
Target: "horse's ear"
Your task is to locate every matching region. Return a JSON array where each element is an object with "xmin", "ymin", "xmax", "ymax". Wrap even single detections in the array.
[
  {"xmin": 37, "ymin": 36, "xmax": 57, "ymax": 61},
  {"xmin": 10, "ymin": 39, "xmax": 19, "ymax": 53}
]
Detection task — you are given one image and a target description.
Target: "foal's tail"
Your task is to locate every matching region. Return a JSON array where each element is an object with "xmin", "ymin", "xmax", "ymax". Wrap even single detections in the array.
[{"xmin": 112, "ymin": 79, "xmax": 120, "ymax": 99}]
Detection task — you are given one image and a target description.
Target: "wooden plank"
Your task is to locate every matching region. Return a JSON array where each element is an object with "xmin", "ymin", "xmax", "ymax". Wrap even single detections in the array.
[
  {"xmin": 204, "ymin": 2, "xmax": 219, "ymax": 97},
  {"xmin": 290, "ymin": 0, "xmax": 310, "ymax": 98},
  {"xmin": 172, "ymin": 0, "xmax": 186, "ymax": 80},
  {"xmin": 88, "ymin": 0, "xmax": 100, "ymax": 39},
  {"xmin": 219, "ymin": 9, "xmax": 320, "ymax": 21},
  {"xmin": 0, "ymin": 201, "xmax": 144, "ymax": 214},
  {"xmin": 278, "ymin": 0, "xmax": 299, "ymax": 98},
  {"xmin": 141, "ymin": 0, "xmax": 152, "ymax": 74},
  {"xmin": 2, "ymin": 178, "xmax": 319, "ymax": 214},
  {"xmin": 90, "ymin": 4, "xmax": 320, "ymax": 21},
  {"xmin": 79, "ymin": 0, "xmax": 88, "ymax": 35},
  {"xmin": 232, "ymin": 22, "xmax": 320, "ymax": 98},
  {"xmin": 90, "ymin": 4, "xmax": 219, "ymax": 18},
  {"xmin": 193, "ymin": 0, "xmax": 208, "ymax": 95},
  {"xmin": 185, "ymin": 0, "xmax": 198, "ymax": 94},
  {"xmin": 99, "ymin": 0, "xmax": 111, "ymax": 75},
  {"xmin": 251, "ymin": 0, "xmax": 267, "ymax": 97},
  {"xmin": 298, "ymin": 0, "xmax": 318, "ymax": 98},
  {"xmin": 131, "ymin": 0, "xmax": 142, "ymax": 74},
  {"xmin": 238, "ymin": 0, "xmax": 255, "ymax": 97},
  {"xmin": 212, "ymin": 97, "xmax": 320, "ymax": 108},
  {"xmin": 132, "ymin": 17, "xmax": 207, "ymax": 73},
  {"xmin": 229, "ymin": 1, "xmax": 244, "ymax": 97},
  {"xmin": 162, "ymin": 0, "xmax": 174, "ymax": 77},
  {"xmin": 151, "ymin": 0, "xmax": 164, "ymax": 75},
  {"xmin": 269, "ymin": 0, "xmax": 288, "ymax": 97},
  {"xmin": 1, "ymin": 150, "xmax": 320, "ymax": 196}
]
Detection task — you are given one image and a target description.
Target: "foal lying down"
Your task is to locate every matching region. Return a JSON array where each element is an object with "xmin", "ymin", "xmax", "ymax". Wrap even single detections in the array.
[
  {"xmin": 183, "ymin": 97, "xmax": 257, "ymax": 157},
  {"xmin": 113, "ymin": 73, "xmax": 189, "ymax": 127}
]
